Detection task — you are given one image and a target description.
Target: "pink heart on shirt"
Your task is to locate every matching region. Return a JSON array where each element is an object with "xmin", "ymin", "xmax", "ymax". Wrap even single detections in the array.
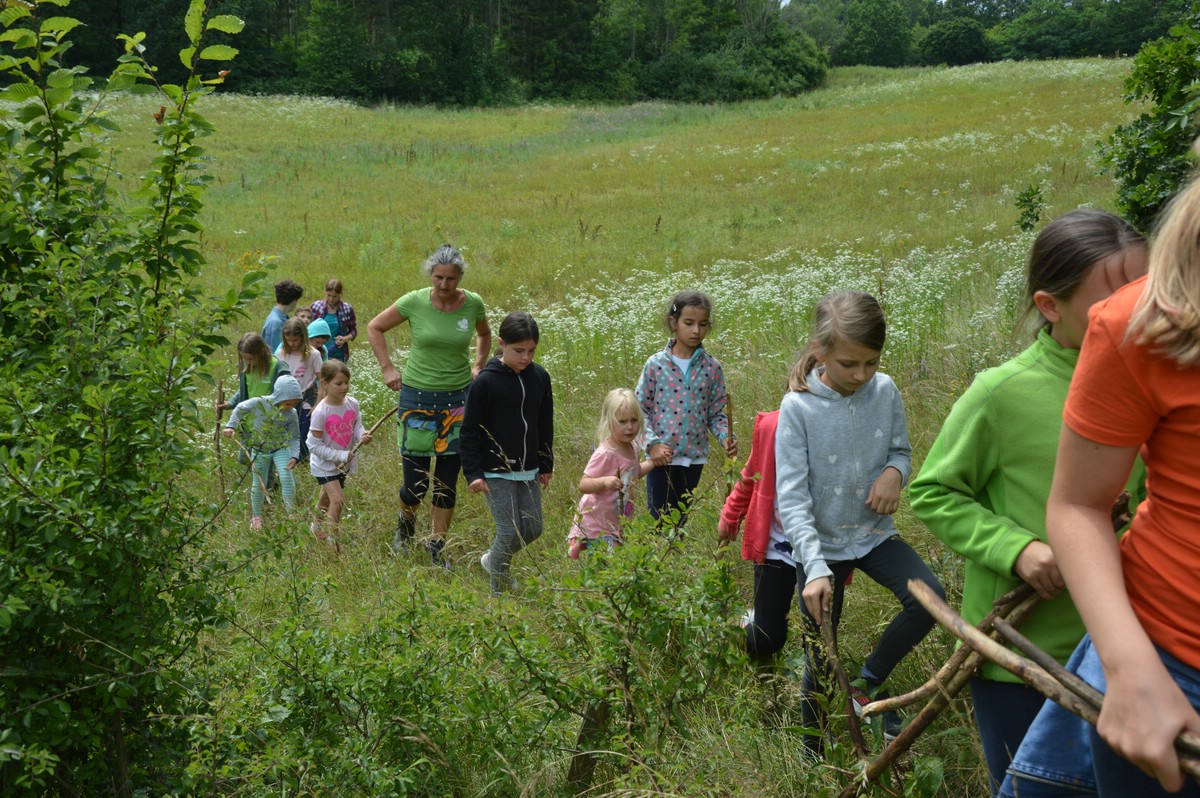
[{"xmin": 325, "ymin": 408, "xmax": 356, "ymax": 448}]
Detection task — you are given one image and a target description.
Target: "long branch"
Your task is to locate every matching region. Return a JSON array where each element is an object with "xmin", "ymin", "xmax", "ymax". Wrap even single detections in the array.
[{"xmin": 907, "ymin": 578, "xmax": 1200, "ymax": 777}]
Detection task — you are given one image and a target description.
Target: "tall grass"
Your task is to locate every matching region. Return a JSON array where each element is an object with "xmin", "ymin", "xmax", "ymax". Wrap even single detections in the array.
[{"xmin": 147, "ymin": 58, "xmax": 1139, "ymax": 795}]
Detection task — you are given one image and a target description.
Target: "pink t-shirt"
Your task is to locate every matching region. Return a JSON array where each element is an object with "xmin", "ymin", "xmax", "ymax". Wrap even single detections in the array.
[
  {"xmin": 569, "ymin": 441, "xmax": 641, "ymax": 542},
  {"xmin": 307, "ymin": 397, "xmax": 364, "ymax": 478},
  {"xmin": 1065, "ymin": 276, "xmax": 1200, "ymax": 670}
]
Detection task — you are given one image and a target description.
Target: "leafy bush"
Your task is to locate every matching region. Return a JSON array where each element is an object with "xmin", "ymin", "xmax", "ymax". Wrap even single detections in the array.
[
  {"xmin": 0, "ymin": 1, "xmax": 262, "ymax": 793},
  {"xmin": 1102, "ymin": 3, "xmax": 1200, "ymax": 233},
  {"xmin": 837, "ymin": 0, "xmax": 912, "ymax": 67},
  {"xmin": 917, "ymin": 17, "xmax": 990, "ymax": 66}
]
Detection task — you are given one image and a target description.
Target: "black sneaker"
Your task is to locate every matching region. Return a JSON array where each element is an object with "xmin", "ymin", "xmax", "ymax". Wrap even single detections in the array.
[
  {"xmin": 426, "ymin": 538, "xmax": 451, "ymax": 570},
  {"xmin": 392, "ymin": 514, "xmax": 415, "ymax": 554},
  {"xmin": 850, "ymin": 683, "xmax": 901, "ymax": 742}
]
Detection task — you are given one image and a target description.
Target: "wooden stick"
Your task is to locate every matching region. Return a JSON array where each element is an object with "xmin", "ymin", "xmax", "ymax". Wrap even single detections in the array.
[
  {"xmin": 821, "ymin": 609, "xmax": 871, "ymax": 759},
  {"xmin": 837, "ymin": 588, "xmax": 1041, "ymax": 798},
  {"xmin": 215, "ymin": 378, "xmax": 226, "ymax": 495},
  {"xmin": 338, "ymin": 404, "xmax": 398, "ymax": 472},
  {"xmin": 863, "ymin": 583, "xmax": 1037, "ymax": 716},
  {"xmin": 907, "ymin": 578, "xmax": 1200, "ymax": 777}
]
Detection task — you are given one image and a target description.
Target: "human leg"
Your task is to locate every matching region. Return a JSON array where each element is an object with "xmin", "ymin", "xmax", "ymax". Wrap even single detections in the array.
[
  {"xmin": 746, "ymin": 560, "xmax": 798, "ymax": 663},
  {"xmin": 272, "ymin": 448, "xmax": 296, "ymax": 512},
  {"xmin": 798, "ymin": 562, "xmax": 848, "ymax": 755},
  {"xmin": 250, "ymin": 451, "xmax": 271, "ymax": 517},
  {"xmin": 483, "ymin": 479, "xmax": 527, "ymax": 593},
  {"xmin": 970, "ymin": 678, "xmax": 1051, "ymax": 796},
  {"xmin": 395, "ymin": 454, "xmax": 431, "ymax": 551},
  {"xmin": 646, "ymin": 464, "xmax": 704, "ymax": 528},
  {"xmin": 854, "ymin": 536, "xmax": 944, "ymax": 684},
  {"xmin": 1000, "ymin": 635, "xmax": 1102, "ymax": 798}
]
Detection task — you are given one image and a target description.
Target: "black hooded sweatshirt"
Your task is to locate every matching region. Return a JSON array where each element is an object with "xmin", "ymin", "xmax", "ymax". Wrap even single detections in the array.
[{"xmin": 460, "ymin": 356, "xmax": 554, "ymax": 484}]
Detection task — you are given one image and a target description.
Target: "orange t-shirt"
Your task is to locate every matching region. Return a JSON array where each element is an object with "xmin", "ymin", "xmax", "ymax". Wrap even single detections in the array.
[{"xmin": 1065, "ymin": 276, "xmax": 1200, "ymax": 671}]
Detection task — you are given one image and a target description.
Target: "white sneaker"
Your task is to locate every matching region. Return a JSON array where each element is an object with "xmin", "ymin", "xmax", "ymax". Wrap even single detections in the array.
[
  {"xmin": 740, "ymin": 609, "xmax": 755, "ymax": 630},
  {"xmin": 480, "ymin": 550, "xmax": 494, "ymax": 575}
]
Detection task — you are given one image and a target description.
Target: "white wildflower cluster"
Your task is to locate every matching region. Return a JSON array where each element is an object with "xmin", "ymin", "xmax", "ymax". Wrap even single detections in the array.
[{"xmin": 527, "ymin": 235, "xmax": 1036, "ymax": 389}]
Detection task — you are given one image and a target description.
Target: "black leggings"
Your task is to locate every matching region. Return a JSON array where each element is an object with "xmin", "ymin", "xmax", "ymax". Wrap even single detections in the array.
[
  {"xmin": 742, "ymin": 537, "xmax": 944, "ymax": 745},
  {"xmin": 399, "ymin": 454, "xmax": 460, "ymax": 509}
]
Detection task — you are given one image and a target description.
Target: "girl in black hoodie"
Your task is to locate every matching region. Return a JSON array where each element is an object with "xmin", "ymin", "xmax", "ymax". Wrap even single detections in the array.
[{"xmin": 461, "ymin": 312, "xmax": 554, "ymax": 593}]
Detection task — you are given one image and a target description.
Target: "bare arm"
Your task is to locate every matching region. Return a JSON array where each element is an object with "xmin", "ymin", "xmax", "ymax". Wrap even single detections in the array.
[
  {"xmin": 1047, "ymin": 427, "xmax": 1200, "ymax": 792},
  {"xmin": 367, "ymin": 304, "xmax": 407, "ymax": 391},
  {"xmin": 579, "ymin": 475, "xmax": 622, "ymax": 494},
  {"xmin": 473, "ymin": 315, "xmax": 492, "ymax": 378}
]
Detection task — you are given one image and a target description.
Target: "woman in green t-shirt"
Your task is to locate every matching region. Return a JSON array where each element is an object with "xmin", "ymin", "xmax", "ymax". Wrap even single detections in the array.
[{"xmin": 367, "ymin": 244, "xmax": 492, "ymax": 568}]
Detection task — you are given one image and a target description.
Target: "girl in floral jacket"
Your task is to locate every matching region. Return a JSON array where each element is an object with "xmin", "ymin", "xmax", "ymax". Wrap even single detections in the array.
[{"xmin": 636, "ymin": 290, "xmax": 736, "ymax": 529}]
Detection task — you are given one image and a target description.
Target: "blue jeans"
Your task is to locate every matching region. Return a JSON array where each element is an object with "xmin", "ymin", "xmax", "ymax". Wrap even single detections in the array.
[
  {"xmin": 971, "ymin": 678, "xmax": 1055, "ymax": 796},
  {"xmin": 1088, "ymin": 640, "xmax": 1200, "ymax": 798},
  {"xmin": 1000, "ymin": 637, "xmax": 1099, "ymax": 797}
]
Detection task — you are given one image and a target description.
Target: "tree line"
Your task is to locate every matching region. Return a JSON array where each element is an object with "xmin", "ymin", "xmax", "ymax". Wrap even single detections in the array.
[{"xmin": 63, "ymin": 1, "xmax": 1184, "ymax": 104}]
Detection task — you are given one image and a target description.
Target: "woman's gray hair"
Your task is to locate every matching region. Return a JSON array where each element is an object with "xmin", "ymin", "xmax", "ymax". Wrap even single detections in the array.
[{"xmin": 422, "ymin": 244, "xmax": 467, "ymax": 276}]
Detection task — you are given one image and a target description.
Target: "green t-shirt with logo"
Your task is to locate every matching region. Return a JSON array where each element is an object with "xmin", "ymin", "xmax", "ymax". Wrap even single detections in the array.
[{"xmin": 395, "ymin": 288, "xmax": 486, "ymax": 391}]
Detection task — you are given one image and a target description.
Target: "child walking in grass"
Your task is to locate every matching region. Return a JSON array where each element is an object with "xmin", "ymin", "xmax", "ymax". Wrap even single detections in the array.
[
  {"xmin": 910, "ymin": 209, "xmax": 1147, "ymax": 796},
  {"xmin": 276, "ymin": 317, "xmax": 324, "ymax": 461},
  {"xmin": 775, "ymin": 290, "xmax": 945, "ymax": 753},
  {"xmin": 223, "ymin": 374, "xmax": 303, "ymax": 531},
  {"xmin": 217, "ymin": 332, "xmax": 292, "ymax": 415},
  {"xmin": 568, "ymin": 388, "xmax": 654, "ymax": 558},
  {"xmin": 635, "ymin": 290, "xmax": 736, "ymax": 529},
  {"xmin": 307, "ymin": 360, "xmax": 371, "ymax": 546},
  {"xmin": 461, "ymin": 312, "xmax": 553, "ymax": 594}
]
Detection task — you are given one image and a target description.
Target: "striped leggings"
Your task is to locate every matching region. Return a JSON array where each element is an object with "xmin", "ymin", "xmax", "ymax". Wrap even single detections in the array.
[{"xmin": 251, "ymin": 448, "xmax": 296, "ymax": 516}]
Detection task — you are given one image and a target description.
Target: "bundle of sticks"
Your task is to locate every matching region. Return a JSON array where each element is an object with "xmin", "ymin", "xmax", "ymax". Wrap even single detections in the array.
[{"xmin": 831, "ymin": 580, "xmax": 1200, "ymax": 797}]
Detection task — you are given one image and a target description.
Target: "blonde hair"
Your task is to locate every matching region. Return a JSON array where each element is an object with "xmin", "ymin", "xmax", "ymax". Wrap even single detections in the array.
[
  {"xmin": 788, "ymin": 291, "xmax": 886, "ymax": 392},
  {"xmin": 595, "ymin": 388, "xmax": 642, "ymax": 446},
  {"xmin": 1130, "ymin": 174, "xmax": 1200, "ymax": 366},
  {"xmin": 278, "ymin": 317, "xmax": 310, "ymax": 357},
  {"xmin": 316, "ymin": 359, "xmax": 351, "ymax": 404}
]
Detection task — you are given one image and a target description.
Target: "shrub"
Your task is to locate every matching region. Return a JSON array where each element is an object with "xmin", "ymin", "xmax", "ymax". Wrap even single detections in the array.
[
  {"xmin": 1102, "ymin": 3, "xmax": 1200, "ymax": 232},
  {"xmin": 917, "ymin": 17, "xmax": 990, "ymax": 66},
  {"xmin": 0, "ymin": 1, "xmax": 262, "ymax": 793}
]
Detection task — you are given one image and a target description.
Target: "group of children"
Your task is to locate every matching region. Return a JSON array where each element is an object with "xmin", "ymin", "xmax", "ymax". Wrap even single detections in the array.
[{"xmin": 218, "ymin": 189, "xmax": 1200, "ymax": 794}]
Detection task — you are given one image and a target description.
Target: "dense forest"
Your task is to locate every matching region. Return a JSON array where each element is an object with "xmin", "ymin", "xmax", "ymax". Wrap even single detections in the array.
[{"xmin": 65, "ymin": 0, "xmax": 1185, "ymax": 104}]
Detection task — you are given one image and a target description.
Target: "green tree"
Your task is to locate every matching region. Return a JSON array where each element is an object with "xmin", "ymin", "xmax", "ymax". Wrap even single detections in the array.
[
  {"xmin": 1102, "ymin": 4, "xmax": 1200, "ymax": 232},
  {"xmin": 837, "ymin": 0, "xmax": 911, "ymax": 65},
  {"xmin": 0, "ymin": 1, "xmax": 261, "ymax": 792},
  {"xmin": 917, "ymin": 16, "xmax": 990, "ymax": 64}
]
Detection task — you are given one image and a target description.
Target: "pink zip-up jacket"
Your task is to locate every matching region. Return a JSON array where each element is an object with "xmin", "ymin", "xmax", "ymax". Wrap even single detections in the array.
[{"xmin": 636, "ymin": 341, "xmax": 731, "ymax": 461}]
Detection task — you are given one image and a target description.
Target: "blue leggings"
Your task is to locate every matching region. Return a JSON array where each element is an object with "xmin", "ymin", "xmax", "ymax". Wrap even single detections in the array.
[{"xmin": 251, "ymin": 448, "xmax": 295, "ymax": 516}]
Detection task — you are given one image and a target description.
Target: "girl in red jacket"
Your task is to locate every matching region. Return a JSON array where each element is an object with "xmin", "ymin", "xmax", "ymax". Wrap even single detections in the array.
[{"xmin": 718, "ymin": 410, "xmax": 791, "ymax": 661}]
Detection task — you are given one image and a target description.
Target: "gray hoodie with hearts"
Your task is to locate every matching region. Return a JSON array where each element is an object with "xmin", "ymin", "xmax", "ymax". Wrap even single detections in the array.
[{"xmin": 775, "ymin": 368, "xmax": 912, "ymax": 586}]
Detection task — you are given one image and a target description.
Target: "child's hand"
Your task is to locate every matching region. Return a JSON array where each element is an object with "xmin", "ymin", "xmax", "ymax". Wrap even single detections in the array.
[
  {"xmin": 1013, "ymin": 540, "xmax": 1065, "ymax": 599},
  {"xmin": 469, "ymin": 478, "xmax": 489, "ymax": 494},
  {"xmin": 599, "ymin": 475, "xmax": 622, "ymax": 492},
  {"xmin": 723, "ymin": 435, "xmax": 738, "ymax": 458},
  {"xmin": 802, "ymin": 576, "xmax": 833, "ymax": 625},
  {"xmin": 221, "ymin": 428, "xmax": 235, "ymax": 438},
  {"xmin": 649, "ymin": 443, "xmax": 673, "ymax": 467},
  {"xmin": 866, "ymin": 467, "xmax": 902, "ymax": 515},
  {"xmin": 361, "ymin": 432, "xmax": 372, "ymax": 445},
  {"xmin": 285, "ymin": 458, "xmax": 298, "ymax": 471},
  {"xmin": 717, "ymin": 518, "xmax": 737, "ymax": 545},
  {"xmin": 341, "ymin": 452, "xmax": 355, "ymax": 470},
  {"xmin": 539, "ymin": 472, "xmax": 552, "ymax": 489}
]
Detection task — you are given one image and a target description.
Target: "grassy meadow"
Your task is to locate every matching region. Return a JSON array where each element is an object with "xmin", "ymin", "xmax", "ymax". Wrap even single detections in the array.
[{"xmin": 107, "ymin": 58, "xmax": 1142, "ymax": 795}]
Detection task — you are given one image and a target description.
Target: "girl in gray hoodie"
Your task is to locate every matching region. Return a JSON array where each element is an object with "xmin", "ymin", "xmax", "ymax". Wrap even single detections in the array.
[{"xmin": 775, "ymin": 291, "xmax": 945, "ymax": 752}]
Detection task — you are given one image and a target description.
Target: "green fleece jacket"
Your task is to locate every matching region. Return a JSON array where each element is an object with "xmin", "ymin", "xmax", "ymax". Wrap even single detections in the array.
[{"xmin": 910, "ymin": 330, "xmax": 1142, "ymax": 683}]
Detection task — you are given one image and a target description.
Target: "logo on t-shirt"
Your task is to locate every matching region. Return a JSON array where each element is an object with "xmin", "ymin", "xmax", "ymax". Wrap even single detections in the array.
[{"xmin": 457, "ymin": 318, "xmax": 469, "ymax": 332}]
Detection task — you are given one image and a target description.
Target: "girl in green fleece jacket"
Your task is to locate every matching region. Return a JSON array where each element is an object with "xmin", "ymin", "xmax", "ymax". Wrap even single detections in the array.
[{"xmin": 909, "ymin": 209, "xmax": 1147, "ymax": 796}]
